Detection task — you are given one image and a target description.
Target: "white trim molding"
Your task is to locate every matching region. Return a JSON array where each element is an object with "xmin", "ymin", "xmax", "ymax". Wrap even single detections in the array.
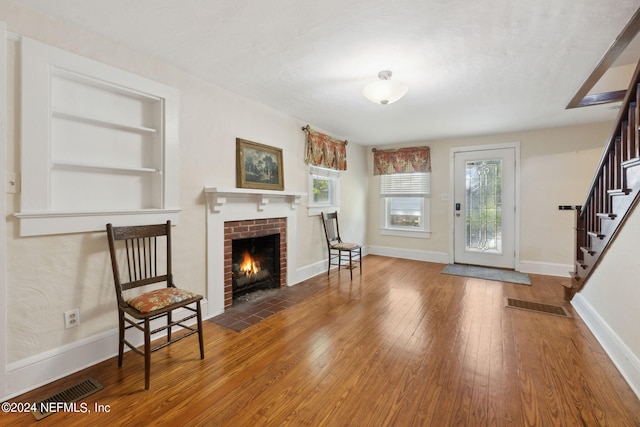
[
  {"xmin": 448, "ymin": 142, "xmax": 521, "ymax": 268},
  {"xmin": 203, "ymin": 186, "xmax": 306, "ymax": 316},
  {"xmin": 571, "ymin": 294, "xmax": 640, "ymax": 400},
  {"xmin": 0, "ymin": 20, "xmax": 9, "ymax": 402},
  {"xmin": 3, "ymin": 302, "xmax": 208, "ymax": 401},
  {"xmin": 367, "ymin": 245, "xmax": 449, "ymax": 264},
  {"xmin": 518, "ymin": 260, "xmax": 572, "ymax": 277}
]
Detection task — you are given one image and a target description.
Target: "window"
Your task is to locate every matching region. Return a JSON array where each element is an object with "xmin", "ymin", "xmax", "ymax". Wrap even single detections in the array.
[
  {"xmin": 380, "ymin": 172, "xmax": 431, "ymax": 238},
  {"xmin": 308, "ymin": 166, "xmax": 340, "ymax": 216},
  {"xmin": 16, "ymin": 37, "xmax": 179, "ymax": 236}
]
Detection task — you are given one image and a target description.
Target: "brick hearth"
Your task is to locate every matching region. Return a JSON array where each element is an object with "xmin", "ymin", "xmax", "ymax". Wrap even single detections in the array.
[{"xmin": 223, "ymin": 218, "xmax": 287, "ymax": 308}]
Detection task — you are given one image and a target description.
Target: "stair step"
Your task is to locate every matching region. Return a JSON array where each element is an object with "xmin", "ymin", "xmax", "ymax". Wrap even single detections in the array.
[
  {"xmin": 580, "ymin": 247, "xmax": 596, "ymax": 255},
  {"xmin": 596, "ymin": 212, "xmax": 617, "ymax": 220},
  {"xmin": 575, "ymin": 260, "xmax": 588, "ymax": 270},
  {"xmin": 587, "ymin": 231, "xmax": 605, "ymax": 239},
  {"xmin": 608, "ymin": 188, "xmax": 632, "ymax": 196},
  {"xmin": 621, "ymin": 157, "xmax": 640, "ymax": 169}
]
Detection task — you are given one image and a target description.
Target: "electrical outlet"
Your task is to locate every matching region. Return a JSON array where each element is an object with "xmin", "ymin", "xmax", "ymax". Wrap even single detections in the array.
[{"xmin": 64, "ymin": 308, "xmax": 80, "ymax": 329}]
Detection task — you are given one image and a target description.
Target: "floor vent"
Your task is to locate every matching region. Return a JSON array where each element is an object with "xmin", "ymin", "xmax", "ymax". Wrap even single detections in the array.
[
  {"xmin": 32, "ymin": 377, "xmax": 103, "ymax": 420},
  {"xmin": 505, "ymin": 298, "xmax": 571, "ymax": 318}
]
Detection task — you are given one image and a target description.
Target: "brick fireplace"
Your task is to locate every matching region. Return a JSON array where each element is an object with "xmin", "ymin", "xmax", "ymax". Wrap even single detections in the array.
[
  {"xmin": 204, "ymin": 187, "xmax": 305, "ymax": 316},
  {"xmin": 224, "ymin": 218, "xmax": 287, "ymax": 308}
]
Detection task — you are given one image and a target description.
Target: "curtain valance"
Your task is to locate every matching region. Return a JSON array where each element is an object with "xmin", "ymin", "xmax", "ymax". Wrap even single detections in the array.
[
  {"xmin": 373, "ymin": 146, "xmax": 431, "ymax": 175},
  {"xmin": 303, "ymin": 126, "xmax": 347, "ymax": 171}
]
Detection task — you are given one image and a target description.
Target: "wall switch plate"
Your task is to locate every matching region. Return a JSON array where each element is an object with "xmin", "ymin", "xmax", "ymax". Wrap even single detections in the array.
[{"xmin": 7, "ymin": 172, "xmax": 16, "ymax": 194}]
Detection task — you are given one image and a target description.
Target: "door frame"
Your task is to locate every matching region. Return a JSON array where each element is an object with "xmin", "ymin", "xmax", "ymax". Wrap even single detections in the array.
[
  {"xmin": 449, "ymin": 142, "xmax": 521, "ymax": 270},
  {"xmin": 1, "ymin": 21, "xmax": 8, "ymax": 400}
]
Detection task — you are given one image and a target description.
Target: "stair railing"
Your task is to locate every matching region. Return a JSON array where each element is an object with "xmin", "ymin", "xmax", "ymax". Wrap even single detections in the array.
[{"xmin": 569, "ymin": 59, "xmax": 640, "ymax": 299}]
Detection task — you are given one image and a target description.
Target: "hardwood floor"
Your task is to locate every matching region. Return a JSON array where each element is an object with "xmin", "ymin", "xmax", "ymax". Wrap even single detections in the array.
[{"xmin": 4, "ymin": 256, "xmax": 640, "ymax": 426}]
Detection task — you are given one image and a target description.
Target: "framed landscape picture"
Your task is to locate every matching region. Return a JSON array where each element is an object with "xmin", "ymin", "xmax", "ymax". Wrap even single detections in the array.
[{"xmin": 236, "ymin": 138, "xmax": 284, "ymax": 191}]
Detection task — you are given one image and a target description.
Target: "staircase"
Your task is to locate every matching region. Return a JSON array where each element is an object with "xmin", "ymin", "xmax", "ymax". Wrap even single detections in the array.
[{"xmin": 566, "ymin": 60, "xmax": 640, "ymax": 300}]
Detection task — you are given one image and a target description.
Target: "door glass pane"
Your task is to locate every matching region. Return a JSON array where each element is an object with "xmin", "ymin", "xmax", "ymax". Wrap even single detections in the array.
[{"xmin": 465, "ymin": 159, "xmax": 502, "ymax": 253}]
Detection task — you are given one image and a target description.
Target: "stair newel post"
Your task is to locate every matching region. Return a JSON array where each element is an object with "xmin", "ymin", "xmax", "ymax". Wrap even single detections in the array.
[{"xmin": 568, "ymin": 206, "xmax": 586, "ymax": 300}]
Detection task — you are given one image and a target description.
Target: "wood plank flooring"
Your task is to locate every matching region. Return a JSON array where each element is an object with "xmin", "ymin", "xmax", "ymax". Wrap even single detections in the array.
[{"xmin": 4, "ymin": 256, "xmax": 640, "ymax": 426}]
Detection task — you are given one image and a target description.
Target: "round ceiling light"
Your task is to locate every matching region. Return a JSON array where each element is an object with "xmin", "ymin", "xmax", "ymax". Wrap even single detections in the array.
[{"xmin": 362, "ymin": 70, "xmax": 408, "ymax": 105}]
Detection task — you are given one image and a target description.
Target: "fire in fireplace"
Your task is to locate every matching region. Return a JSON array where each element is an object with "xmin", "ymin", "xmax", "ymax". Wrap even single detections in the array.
[{"xmin": 232, "ymin": 234, "xmax": 280, "ymax": 300}]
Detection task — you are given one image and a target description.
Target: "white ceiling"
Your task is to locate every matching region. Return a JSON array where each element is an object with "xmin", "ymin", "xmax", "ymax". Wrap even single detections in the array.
[{"xmin": 10, "ymin": 0, "xmax": 640, "ymax": 146}]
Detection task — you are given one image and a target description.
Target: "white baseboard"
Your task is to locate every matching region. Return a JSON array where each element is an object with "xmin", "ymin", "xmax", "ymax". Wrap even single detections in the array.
[
  {"xmin": 367, "ymin": 245, "xmax": 449, "ymax": 264},
  {"xmin": 295, "ymin": 259, "xmax": 328, "ymax": 283},
  {"xmin": 2, "ymin": 301, "xmax": 209, "ymax": 401},
  {"xmin": 571, "ymin": 294, "xmax": 640, "ymax": 400},
  {"xmin": 518, "ymin": 260, "xmax": 572, "ymax": 277}
]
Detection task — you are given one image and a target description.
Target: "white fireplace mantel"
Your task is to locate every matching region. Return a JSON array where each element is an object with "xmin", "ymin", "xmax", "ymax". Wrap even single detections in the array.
[
  {"xmin": 203, "ymin": 186, "xmax": 307, "ymax": 316},
  {"xmin": 204, "ymin": 186, "xmax": 305, "ymax": 213}
]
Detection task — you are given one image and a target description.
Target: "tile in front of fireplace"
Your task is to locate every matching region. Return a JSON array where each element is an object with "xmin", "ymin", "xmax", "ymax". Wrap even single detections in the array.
[{"xmin": 209, "ymin": 281, "xmax": 324, "ymax": 332}]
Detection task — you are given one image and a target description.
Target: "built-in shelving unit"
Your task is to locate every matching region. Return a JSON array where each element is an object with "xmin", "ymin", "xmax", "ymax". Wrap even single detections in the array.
[{"xmin": 17, "ymin": 36, "xmax": 179, "ymax": 236}]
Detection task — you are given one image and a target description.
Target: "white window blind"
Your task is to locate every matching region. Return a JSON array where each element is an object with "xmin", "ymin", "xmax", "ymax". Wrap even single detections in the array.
[{"xmin": 380, "ymin": 173, "xmax": 430, "ymax": 197}]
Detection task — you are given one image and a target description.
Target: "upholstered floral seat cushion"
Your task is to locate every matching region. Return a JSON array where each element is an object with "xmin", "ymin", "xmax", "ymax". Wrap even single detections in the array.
[
  {"xmin": 127, "ymin": 288, "xmax": 199, "ymax": 314},
  {"xmin": 331, "ymin": 242, "xmax": 360, "ymax": 250}
]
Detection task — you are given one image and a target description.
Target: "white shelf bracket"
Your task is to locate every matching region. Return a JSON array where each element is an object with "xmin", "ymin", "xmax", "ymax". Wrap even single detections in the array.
[
  {"xmin": 258, "ymin": 195, "xmax": 269, "ymax": 211},
  {"xmin": 209, "ymin": 195, "xmax": 227, "ymax": 213}
]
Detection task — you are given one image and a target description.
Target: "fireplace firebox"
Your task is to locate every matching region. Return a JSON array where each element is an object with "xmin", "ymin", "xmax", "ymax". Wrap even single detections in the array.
[
  {"xmin": 223, "ymin": 217, "xmax": 287, "ymax": 307},
  {"xmin": 232, "ymin": 234, "xmax": 280, "ymax": 299}
]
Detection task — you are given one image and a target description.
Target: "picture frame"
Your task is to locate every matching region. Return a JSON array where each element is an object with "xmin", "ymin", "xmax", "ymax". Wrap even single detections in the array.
[{"xmin": 236, "ymin": 138, "xmax": 285, "ymax": 191}]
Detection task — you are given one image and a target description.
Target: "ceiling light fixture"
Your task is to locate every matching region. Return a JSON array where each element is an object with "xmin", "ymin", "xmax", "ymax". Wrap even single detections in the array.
[{"xmin": 362, "ymin": 70, "xmax": 408, "ymax": 105}]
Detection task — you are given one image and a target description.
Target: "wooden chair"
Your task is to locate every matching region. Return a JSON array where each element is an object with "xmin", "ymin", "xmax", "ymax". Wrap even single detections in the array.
[
  {"xmin": 106, "ymin": 220, "xmax": 204, "ymax": 390},
  {"xmin": 321, "ymin": 211, "xmax": 362, "ymax": 279}
]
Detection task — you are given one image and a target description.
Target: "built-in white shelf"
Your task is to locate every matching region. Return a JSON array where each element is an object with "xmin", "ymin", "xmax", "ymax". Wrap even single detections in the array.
[
  {"xmin": 52, "ymin": 160, "xmax": 160, "ymax": 174},
  {"xmin": 204, "ymin": 186, "xmax": 306, "ymax": 213},
  {"xmin": 51, "ymin": 108, "xmax": 158, "ymax": 134},
  {"xmin": 18, "ymin": 36, "xmax": 179, "ymax": 236}
]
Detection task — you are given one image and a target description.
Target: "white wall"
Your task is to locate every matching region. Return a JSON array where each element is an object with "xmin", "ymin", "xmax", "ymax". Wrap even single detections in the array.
[
  {"xmin": 0, "ymin": 1, "xmax": 368, "ymax": 398},
  {"xmin": 572, "ymin": 202, "xmax": 640, "ymax": 398},
  {"xmin": 366, "ymin": 123, "xmax": 611, "ymax": 274}
]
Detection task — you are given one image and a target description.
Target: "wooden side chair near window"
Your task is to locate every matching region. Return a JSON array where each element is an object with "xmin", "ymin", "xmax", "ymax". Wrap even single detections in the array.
[
  {"xmin": 106, "ymin": 220, "xmax": 204, "ymax": 390},
  {"xmin": 321, "ymin": 211, "xmax": 362, "ymax": 279}
]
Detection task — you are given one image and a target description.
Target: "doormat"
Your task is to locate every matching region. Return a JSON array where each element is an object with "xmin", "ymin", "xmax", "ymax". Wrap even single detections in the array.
[{"xmin": 442, "ymin": 264, "xmax": 531, "ymax": 286}]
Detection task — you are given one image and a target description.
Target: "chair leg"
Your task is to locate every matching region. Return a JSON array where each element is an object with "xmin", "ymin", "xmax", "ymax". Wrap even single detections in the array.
[
  {"xmin": 349, "ymin": 250, "xmax": 353, "ymax": 280},
  {"xmin": 327, "ymin": 249, "xmax": 331, "ymax": 275},
  {"xmin": 144, "ymin": 319, "xmax": 151, "ymax": 390},
  {"xmin": 197, "ymin": 301, "xmax": 205, "ymax": 359},
  {"xmin": 167, "ymin": 311, "xmax": 172, "ymax": 343},
  {"xmin": 117, "ymin": 311, "xmax": 125, "ymax": 368},
  {"xmin": 338, "ymin": 250, "xmax": 342, "ymax": 272},
  {"xmin": 359, "ymin": 248, "xmax": 363, "ymax": 275}
]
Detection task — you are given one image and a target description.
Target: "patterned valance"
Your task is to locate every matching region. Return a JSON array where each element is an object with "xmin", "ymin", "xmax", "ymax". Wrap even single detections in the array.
[
  {"xmin": 303, "ymin": 126, "xmax": 347, "ymax": 171},
  {"xmin": 373, "ymin": 146, "xmax": 431, "ymax": 175}
]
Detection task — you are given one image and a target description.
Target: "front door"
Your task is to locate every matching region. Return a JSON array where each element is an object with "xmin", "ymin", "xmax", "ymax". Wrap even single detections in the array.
[{"xmin": 453, "ymin": 147, "xmax": 516, "ymax": 269}]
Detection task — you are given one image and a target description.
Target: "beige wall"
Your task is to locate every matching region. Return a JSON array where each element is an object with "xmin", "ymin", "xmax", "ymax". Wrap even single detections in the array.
[
  {"xmin": 2, "ymin": 2, "xmax": 368, "ymax": 364},
  {"xmin": 578, "ymin": 202, "xmax": 640, "ymax": 369},
  {"xmin": 366, "ymin": 123, "xmax": 611, "ymax": 268}
]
